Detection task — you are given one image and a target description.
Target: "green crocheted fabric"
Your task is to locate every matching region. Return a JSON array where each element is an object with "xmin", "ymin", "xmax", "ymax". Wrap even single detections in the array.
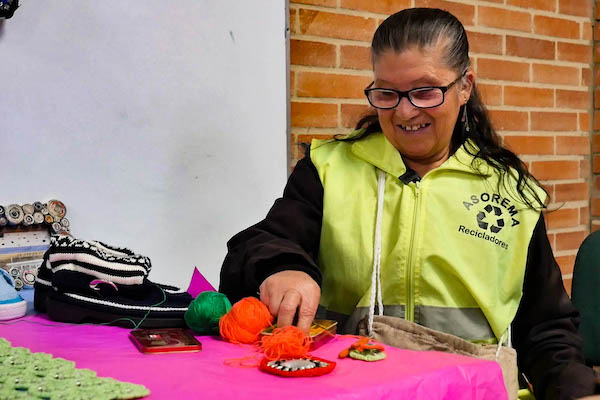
[{"xmin": 0, "ymin": 338, "xmax": 149, "ymax": 399}]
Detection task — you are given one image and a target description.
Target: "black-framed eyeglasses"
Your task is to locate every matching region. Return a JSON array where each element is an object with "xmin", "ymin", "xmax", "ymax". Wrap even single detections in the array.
[{"xmin": 364, "ymin": 73, "xmax": 465, "ymax": 109}]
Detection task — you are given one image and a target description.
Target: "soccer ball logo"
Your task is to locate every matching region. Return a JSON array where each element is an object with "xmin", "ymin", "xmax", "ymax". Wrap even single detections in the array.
[{"xmin": 476, "ymin": 204, "xmax": 505, "ymax": 234}]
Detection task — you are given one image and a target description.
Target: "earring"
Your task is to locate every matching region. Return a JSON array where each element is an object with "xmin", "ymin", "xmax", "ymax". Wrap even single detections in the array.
[{"xmin": 461, "ymin": 102, "xmax": 470, "ymax": 133}]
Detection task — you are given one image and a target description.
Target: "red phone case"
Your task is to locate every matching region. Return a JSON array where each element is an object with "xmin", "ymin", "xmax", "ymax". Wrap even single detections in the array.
[{"xmin": 129, "ymin": 328, "xmax": 202, "ymax": 354}]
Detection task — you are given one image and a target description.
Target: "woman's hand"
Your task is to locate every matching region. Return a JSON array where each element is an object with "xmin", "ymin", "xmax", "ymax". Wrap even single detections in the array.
[{"xmin": 259, "ymin": 270, "xmax": 320, "ymax": 334}]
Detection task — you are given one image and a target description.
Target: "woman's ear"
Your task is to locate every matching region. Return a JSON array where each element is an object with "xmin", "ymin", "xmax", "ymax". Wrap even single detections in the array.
[{"xmin": 461, "ymin": 69, "xmax": 475, "ymax": 105}]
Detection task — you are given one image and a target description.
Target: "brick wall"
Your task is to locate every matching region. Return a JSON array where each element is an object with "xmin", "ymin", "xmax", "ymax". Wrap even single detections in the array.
[{"xmin": 289, "ymin": 0, "xmax": 595, "ymax": 294}]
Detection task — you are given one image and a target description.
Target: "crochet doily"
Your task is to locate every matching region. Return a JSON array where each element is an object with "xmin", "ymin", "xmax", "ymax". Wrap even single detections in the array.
[{"xmin": 0, "ymin": 338, "xmax": 149, "ymax": 399}]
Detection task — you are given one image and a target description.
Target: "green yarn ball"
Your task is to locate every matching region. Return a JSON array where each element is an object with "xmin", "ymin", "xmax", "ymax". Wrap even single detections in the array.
[{"xmin": 184, "ymin": 291, "xmax": 232, "ymax": 335}]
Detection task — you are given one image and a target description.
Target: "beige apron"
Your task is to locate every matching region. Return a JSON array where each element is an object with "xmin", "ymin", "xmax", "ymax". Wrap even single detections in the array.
[{"xmin": 358, "ymin": 315, "xmax": 518, "ymax": 400}]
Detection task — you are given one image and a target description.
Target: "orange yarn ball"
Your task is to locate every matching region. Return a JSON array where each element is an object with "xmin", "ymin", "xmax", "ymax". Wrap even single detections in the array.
[
  {"xmin": 219, "ymin": 297, "xmax": 274, "ymax": 344},
  {"xmin": 259, "ymin": 326, "xmax": 312, "ymax": 360}
]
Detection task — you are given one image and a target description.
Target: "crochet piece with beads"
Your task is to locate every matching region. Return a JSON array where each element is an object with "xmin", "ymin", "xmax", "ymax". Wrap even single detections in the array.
[
  {"xmin": 0, "ymin": 338, "xmax": 149, "ymax": 399},
  {"xmin": 349, "ymin": 348, "xmax": 386, "ymax": 361},
  {"xmin": 338, "ymin": 337, "xmax": 386, "ymax": 361},
  {"xmin": 259, "ymin": 356, "xmax": 336, "ymax": 377}
]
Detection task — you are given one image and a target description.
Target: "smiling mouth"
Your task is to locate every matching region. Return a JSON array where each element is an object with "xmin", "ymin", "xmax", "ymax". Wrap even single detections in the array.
[{"xmin": 398, "ymin": 123, "xmax": 431, "ymax": 132}]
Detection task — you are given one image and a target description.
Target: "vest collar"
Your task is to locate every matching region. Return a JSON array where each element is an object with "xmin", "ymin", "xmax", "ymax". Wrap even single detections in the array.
[
  {"xmin": 350, "ymin": 132, "xmax": 491, "ymax": 180},
  {"xmin": 350, "ymin": 133, "xmax": 407, "ymax": 178}
]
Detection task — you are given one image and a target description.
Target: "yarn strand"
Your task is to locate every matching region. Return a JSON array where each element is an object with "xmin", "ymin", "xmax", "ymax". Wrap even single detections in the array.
[{"xmin": 259, "ymin": 326, "xmax": 312, "ymax": 360}]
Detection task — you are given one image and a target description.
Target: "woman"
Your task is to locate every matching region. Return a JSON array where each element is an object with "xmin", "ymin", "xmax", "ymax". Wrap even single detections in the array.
[{"xmin": 220, "ymin": 8, "xmax": 597, "ymax": 399}]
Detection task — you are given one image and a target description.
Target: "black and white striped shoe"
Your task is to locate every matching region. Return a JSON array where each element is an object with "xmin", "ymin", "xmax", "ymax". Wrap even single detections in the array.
[{"xmin": 34, "ymin": 235, "xmax": 192, "ymax": 328}]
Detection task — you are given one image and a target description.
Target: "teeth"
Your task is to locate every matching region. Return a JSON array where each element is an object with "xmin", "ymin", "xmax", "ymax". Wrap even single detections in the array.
[{"xmin": 401, "ymin": 124, "xmax": 427, "ymax": 131}]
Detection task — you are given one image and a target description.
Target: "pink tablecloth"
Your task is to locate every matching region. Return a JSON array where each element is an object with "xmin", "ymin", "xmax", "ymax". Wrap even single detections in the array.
[{"xmin": 0, "ymin": 314, "xmax": 508, "ymax": 399}]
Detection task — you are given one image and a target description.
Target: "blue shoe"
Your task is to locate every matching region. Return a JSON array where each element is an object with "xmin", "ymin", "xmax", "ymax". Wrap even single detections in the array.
[{"xmin": 0, "ymin": 269, "xmax": 27, "ymax": 320}]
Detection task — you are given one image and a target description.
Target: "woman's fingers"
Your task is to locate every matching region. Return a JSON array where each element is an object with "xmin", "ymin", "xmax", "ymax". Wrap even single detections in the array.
[
  {"xmin": 296, "ymin": 289, "xmax": 320, "ymax": 334},
  {"xmin": 277, "ymin": 289, "xmax": 302, "ymax": 328},
  {"xmin": 258, "ymin": 270, "xmax": 320, "ymax": 334},
  {"xmin": 260, "ymin": 283, "xmax": 283, "ymax": 317}
]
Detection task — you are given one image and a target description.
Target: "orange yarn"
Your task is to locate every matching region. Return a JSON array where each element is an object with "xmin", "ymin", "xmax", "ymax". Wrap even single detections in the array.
[
  {"xmin": 259, "ymin": 326, "xmax": 312, "ymax": 360},
  {"xmin": 220, "ymin": 298, "xmax": 314, "ymax": 368},
  {"xmin": 219, "ymin": 297, "xmax": 274, "ymax": 344}
]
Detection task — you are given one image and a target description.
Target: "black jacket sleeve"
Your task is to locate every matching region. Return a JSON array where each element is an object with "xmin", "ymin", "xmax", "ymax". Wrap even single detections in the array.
[
  {"xmin": 218, "ymin": 156, "xmax": 324, "ymax": 304},
  {"xmin": 512, "ymin": 215, "xmax": 598, "ymax": 400}
]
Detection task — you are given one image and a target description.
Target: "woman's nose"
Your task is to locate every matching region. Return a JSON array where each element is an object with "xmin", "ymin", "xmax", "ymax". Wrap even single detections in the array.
[{"xmin": 395, "ymin": 96, "xmax": 420, "ymax": 120}]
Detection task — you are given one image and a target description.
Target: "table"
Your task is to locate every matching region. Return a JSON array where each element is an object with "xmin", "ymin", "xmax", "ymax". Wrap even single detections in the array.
[{"xmin": 0, "ymin": 293, "xmax": 508, "ymax": 399}]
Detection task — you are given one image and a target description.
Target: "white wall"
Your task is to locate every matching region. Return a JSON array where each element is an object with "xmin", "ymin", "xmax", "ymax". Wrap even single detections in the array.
[{"xmin": 0, "ymin": 1, "xmax": 288, "ymax": 289}]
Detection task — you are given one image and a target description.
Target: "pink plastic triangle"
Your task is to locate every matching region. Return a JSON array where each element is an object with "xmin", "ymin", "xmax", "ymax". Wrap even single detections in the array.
[{"xmin": 186, "ymin": 267, "xmax": 216, "ymax": 297}]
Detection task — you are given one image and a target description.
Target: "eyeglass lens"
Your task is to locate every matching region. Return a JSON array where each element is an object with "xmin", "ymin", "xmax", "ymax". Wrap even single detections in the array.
[{"xmin": 368, "ymin": 88, "xmax": 444, "ymax": 109}]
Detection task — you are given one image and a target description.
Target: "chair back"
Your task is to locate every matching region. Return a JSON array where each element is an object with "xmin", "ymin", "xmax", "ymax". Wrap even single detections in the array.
[{"xmin": 572, "ymin": 230, "xmax": 600, "ymax": 365}]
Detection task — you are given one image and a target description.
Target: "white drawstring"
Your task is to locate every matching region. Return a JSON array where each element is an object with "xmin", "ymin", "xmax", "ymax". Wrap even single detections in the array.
[
  {"xmin": 495, "ymin": 332, "xmax": 505, "ymax": 361},
  {"xmin": 368, "ymin": 169, "xmax": 386, "ymax": 337},
  {"xmin": 495, "ymin": 324, "xmax": 513, "ymax": 361},
  {"xmin": 495, "ymin": 325, "xmax": 513, "ymax": 361}
]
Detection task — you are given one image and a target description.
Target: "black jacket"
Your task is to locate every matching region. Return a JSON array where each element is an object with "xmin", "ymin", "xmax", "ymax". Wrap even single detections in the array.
[{"xmin": 220, "ymin": 156, "xmax": 598, "ymax": 400}]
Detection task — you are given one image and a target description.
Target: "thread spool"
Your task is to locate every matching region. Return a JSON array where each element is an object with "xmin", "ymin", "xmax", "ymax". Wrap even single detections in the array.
[
  {"xmin": 6, "ymin": 204, "xmax": 24, "ymax": 225},
  {"xmin": 60, "ymin": 218, "xmax": 70, "ymax": 228},
  {"xmin": 47, "ymin": 200, "xmax": 66, "ymax": 219},
  {"xmin": 219, "ymin": 297, "xmax": 274, "ymax": 344},
  {"xmin": 41, "ymin": 204, "xmax": 49, "ymax": 215},
  {"xmin": 0, "ymin": 217, "xmax": 7, "ymax": 226},
  {"xmin": 22, "ymin": 270, "xmax": 36, "ymax": 286},
  {"xmin": 44, "ymin": 215, "xmax": 54, "ymax": 225},
  {"xmin": 185, "ymin": 291, "xmax": 232, "ymax": 335},
  {"xmin": 22, "ymin": 204, "xmax": 35, "ymax": 215},
  {"xmin": 22, "ymin": 214, "xmax": 34, "ymax": 226},
  {"xmin": 33, "ymin": 212, "xmax": 44, "ymax": 224},
  {"xmin": 33, "ymin": 201, "xmax": 43, "ymax": 212},
  {"xmin": 51, "ymin": 222, "xmax": 63, "ymax": 233},
  {"xmin": 0, "ymin": 205, "xmax": 4, "ymax": 216}
]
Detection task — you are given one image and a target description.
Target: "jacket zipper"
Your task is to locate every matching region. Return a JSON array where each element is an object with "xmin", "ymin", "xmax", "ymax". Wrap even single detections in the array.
[{"xmin": 406, "ymin": 180, "xmax": 420, "ymax": 322}]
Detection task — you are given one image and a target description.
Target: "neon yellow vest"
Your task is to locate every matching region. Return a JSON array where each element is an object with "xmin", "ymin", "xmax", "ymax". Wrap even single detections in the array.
[{"xmin": 311, "ymin": 132, "xmax": 545, "ymax": 341}]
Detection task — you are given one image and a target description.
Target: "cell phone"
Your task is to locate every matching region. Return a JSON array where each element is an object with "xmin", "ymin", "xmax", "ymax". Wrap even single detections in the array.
[{"xmin": 129, "ymin": 328, "xmax": 202, "ymax": 354}]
